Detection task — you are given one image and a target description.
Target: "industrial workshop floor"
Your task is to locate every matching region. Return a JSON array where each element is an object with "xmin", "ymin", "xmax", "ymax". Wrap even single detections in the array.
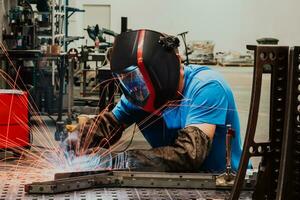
[{"xmin": 0, "ymin": 66, "xmax": 268, "ymax": 200}]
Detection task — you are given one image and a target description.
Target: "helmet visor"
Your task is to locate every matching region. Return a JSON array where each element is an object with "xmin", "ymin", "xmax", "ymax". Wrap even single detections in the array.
[{"xmin": 114, "ymin": 66, "xmax": 150, "ymax": 107}]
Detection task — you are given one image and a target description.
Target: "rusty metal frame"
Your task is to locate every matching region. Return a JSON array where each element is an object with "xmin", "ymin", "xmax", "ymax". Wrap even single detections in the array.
[
  {"xmin": 229, "ymin": 45, "xmax": 289, "ymax": 200},
  {"xmin": 276, "ymin": 47, "xmax": 300, "ymax": 200}
]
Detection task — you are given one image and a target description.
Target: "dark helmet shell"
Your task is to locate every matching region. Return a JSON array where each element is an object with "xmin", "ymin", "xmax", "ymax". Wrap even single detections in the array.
[{"xmin": 111, "ymin": 29, "xmax": 181, "ymax": 111}]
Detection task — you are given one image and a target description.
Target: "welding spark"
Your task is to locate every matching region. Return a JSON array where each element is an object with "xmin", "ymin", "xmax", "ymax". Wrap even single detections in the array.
[
  {"xmin": 0, "ymin": 42, "xmax": 120, "ymax": 186},
  {"xmin": 0, "ymin": 40, "xmax": 248, "ymax": 191}
]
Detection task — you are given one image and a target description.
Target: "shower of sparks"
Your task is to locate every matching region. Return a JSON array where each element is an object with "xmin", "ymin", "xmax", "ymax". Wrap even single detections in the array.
[
  {"xmin": 0, "ymin": 42, "xmax": 122, "ymax": 187},
  {"xmin": 0, "ymin": 41, "xmax": 251, "ymax": 191}
]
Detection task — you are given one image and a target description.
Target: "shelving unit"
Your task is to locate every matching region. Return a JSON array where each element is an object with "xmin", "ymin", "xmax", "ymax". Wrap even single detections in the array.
[
  {"xmin": 51, "ymin": 0, "xmax": 65, "ymax": 49},
  {"xmin": 65, "ymin": 0, "xmax": 85, "ymax": 51}
]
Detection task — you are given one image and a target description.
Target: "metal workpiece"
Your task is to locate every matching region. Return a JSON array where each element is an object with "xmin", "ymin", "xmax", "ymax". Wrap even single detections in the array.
[
  {"xmin": 54, "ymin": 169, "xmax": 114, "ymax": 180},
  {"xmin": 116, "ymin": 171, "xmax": 257, "ymax": 190},
  {"xmin": 276, "ymin": 47, "xmax": 300, "ymax": 200},
  {"xmin": 229, "ymin": 45, "xmax": 289, "ymax": 200},
  {"xmin": 25, "ymin": 170, "xmax": 257, "ymax": 195}
]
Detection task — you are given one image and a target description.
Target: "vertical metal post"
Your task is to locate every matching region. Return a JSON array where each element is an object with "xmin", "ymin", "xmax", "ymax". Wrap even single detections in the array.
[
  {"xmin": 82, "ymin": 63, "xmax": 87, "ymax": 97},
  {"xmin": 65, "ymin": 0, "xmax": 69, "ymax": 52},
  {"xmin": 225, "ymin": 124, "xmax": 234, "ymax": 181},
  {"xmin": 55, "ymin": 54, "xmax": 66, "ymax": 141},
  {"xmin": 229, "ymin": 46, "xmax": 289, "ymax": 200},
  {"xmin": 67, "ymin": 55, "xmax": 74, "ymax": 123},
  {"xmin": 276, "ymin": 47, "xmax": 300, "ymax": 200},
  {"xmin": 121, "ymin": 17, "xmax": 127, "ymax": 33}
]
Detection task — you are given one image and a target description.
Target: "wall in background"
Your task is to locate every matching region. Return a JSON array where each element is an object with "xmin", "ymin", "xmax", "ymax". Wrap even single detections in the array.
[{"xmin": 68, "ymin": 0, "xmax": 300, "ymax": 53}]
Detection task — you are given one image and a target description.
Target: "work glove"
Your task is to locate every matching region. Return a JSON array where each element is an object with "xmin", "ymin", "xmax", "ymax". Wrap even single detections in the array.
[
  {"xmin": 62, "ymin": 126, "xmax": 211, "ymax": 171},
  {"xmin": 62, "ymin": 111, "xmax": 125, "ymax": 156},
  {"xmin": 118, "ymin": 126, "xmax": 212, "ymax": 172}
]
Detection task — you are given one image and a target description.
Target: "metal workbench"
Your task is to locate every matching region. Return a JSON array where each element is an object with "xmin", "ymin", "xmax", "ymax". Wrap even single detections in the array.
[{"xmin": 0, "ymin": 176, "xmax": 252, "ymax": 200}]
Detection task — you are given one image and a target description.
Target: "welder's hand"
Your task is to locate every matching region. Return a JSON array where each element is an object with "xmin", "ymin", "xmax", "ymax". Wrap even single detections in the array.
[
  {"xmin": 63, "ymin": 111, "xmax": 125, "ymax": 155},
  {"xmin": 60, "ymin": 126, "xmax": 80, "ymax": 155},
  {"xmin": 78, "ymin": 111, "xmax": 124, "ymax": 152}
]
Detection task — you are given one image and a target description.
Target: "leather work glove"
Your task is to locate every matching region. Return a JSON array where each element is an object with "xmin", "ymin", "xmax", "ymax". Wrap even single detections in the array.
[
  {"xmin": 115, "ymin": 126, "xmax": 212, "ymax": 172},
  {"xmin": 62, "ymin": 111, "xmax": 125, "ymax": 156},
  {"xmin": 62, "ymin": 126, "xmax": 211, "ymax": 171}
]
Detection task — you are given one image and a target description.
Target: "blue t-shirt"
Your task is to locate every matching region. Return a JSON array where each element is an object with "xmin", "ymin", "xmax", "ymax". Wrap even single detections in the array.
[{"xmin": 112, "ymin": 65, "xmax": 242, "ymax": 172}]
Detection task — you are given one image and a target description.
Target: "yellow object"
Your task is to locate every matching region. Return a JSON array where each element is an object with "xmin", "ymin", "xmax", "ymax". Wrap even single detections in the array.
[
  {"xmin": 77, "ymin": 115, "xmax": 90, "ymax": 125},
  {"xmin": 66, "ymin": 124, "xmax": 77, "ymax": 132},
  {"xmin": 65, "ymin": 115, "xmax": 93, "ymax": 133}
]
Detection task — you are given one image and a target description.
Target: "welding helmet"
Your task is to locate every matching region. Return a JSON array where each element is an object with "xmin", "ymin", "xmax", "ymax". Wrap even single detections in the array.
[{"xmin": 110, "ymin": 29, "xmax": 181, "ymax": 112}]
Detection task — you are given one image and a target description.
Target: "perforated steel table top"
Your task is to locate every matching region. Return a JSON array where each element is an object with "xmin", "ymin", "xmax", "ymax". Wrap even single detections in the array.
[{"xmin": 0, "ymin": 171, "xmax": 252, "ymax": 200}]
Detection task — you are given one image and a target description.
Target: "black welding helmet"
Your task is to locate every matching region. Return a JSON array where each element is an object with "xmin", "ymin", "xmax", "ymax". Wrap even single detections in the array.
[{"xmin": 110, "ymin": 29, "xmax": 181, "ymax": 112}]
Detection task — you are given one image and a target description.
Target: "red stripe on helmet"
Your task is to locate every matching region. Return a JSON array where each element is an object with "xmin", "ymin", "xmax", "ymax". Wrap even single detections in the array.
[{"xmin": 137, "ymin": 30, "xmax": 156, "ymax": 112}]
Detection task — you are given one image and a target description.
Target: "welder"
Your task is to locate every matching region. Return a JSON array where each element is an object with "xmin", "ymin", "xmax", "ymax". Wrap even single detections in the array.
[{"xmin": 65, "ymin": 29, "xmax": 243, "ymax": 173}]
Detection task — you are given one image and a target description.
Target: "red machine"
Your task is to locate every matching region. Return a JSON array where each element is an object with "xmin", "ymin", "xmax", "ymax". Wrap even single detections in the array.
[{"xmin": 0, "ymin": 89, "xmax": 31, "ymax": 150}]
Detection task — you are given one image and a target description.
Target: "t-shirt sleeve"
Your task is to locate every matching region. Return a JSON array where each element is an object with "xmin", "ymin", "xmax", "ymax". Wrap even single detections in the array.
[
  {"xmin": 112, "ymin": 95, "xmax": 145, "ymax": 125},
  {"xmin": 185, "ymin": 81, "xmax": 229, "ymax": 126}
]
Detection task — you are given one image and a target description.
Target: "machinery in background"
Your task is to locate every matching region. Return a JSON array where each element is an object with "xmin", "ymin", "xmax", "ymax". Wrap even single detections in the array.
[
  {"xmin": 86, "ymin": 24, "xmax": 118, "ymax": 52},
  {"xmin": 2, "ymin": 0, "xmax": 66, "ymax": 51},
  {"xmin": 70, "ymin": 41, "xmax": 119, "ymax": 113},
  {"xmin": 1, "ymin": 0, "xmax": 65, "ymax": 113},
  {"xmin": 0, "ymin": 0, "xmax": 86, "ymax": 115},
  {"xmin": 1, "ymin": 8, "xmax": 123, "ymax": 140},
  {"xmin": 177, "ymin": 31, "xmax": 191, "ymax": 65},
  {"xmin": 215, "ymin": 37, "xmax": 278, "ymax": 67},
  {"xmin": 177, "ymin": 32, "xmax": 218, "ymax": 65},
  {"xmin": 0, "ymin": 0, "xmax": 80, "ymax": 142},
  {"xmin": 3, "ymin": 1, "xmax": 35, "ymax": 50},
  {"xmin": 70, "ymin": 23, "xmax": 122, "ymax": 112},
  {"xmin": 0, "ymin": 54, "xmax": 67, "ymax": 116},
  {"xmin": 216, "ymin": 51, "xmax": 254, "ymax": 67},
  {"xmin": 188, "ymin": 40, "xmax": 217, "ymax": 65}
]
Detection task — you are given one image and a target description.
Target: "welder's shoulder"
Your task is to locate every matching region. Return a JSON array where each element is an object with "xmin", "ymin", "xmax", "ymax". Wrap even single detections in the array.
[
  {"xmin": 186, "ymin": 66, "xmax": 229, "ymax": 93},
  {"xmin": 193, "ymin": 66, "xmax": 224, "ymax": 82},
  {"xmin": 112, "ymin": 95, "xmax": 143, "ymax": 124},
  {"xmin": 184, "ymin": 74, "xmax": 229, "ymax": 127},
  {"xmin": 185, "ymin": 67, "xmax": 226, "ymax": 93}
]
